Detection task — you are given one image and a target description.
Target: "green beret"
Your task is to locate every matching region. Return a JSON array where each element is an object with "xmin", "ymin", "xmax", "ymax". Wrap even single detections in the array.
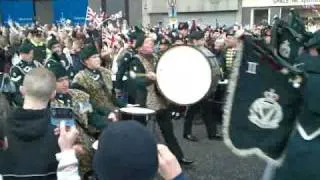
[
  {"xmin": 130, "ymin": 26, "xmax": 145, "ymax": 49},
  {"xmin": 47, "ymin": 62, "xmax": 68, "ymax": 79},
  {"xmin": 305, "ymin": 30, "xmax": 320, "ymax": 48},
  {"xmin": 80, "ymin": 44, "xmax": 99, "ymax": 61},
  {"xmin": 189, "ymin": 31, "xmax": 204, "ymax": 40},
  {"xmin": 135, "ymin": 33, "xmax": 145, "ymax": 49},
  {"xmin": 19, "ymin": 41, "xmax": 33, "ymax": 54},
  {"xmin": 47, "ymin": 35, "xmax": 59, "ymax": 50}
]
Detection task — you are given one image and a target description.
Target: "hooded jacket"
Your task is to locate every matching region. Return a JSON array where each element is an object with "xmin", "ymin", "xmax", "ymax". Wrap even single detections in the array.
[{"xmin": 0, "ymin": 108, "xmax": 59, "ymax": 180}]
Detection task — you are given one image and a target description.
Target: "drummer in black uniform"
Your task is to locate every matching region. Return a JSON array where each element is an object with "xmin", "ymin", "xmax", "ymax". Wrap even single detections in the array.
[
  {"xmin": 183, "ymin": 30, "xmax": 220, "ymax": 142},
  {"xmin": 115, "ymin": 27, "xmax": 147, "ymax": 107}
]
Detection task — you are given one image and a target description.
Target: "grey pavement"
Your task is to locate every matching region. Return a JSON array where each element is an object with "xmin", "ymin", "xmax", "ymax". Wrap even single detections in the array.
[{"xmin": 155, "ymin": 118, "xmax": 266, "ymax": 180}]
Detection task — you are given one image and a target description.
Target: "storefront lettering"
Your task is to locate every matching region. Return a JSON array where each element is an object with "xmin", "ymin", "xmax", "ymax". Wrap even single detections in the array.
[{"xmin": 273, "ymin": 0, "xmax": 320, "ymax": 4}]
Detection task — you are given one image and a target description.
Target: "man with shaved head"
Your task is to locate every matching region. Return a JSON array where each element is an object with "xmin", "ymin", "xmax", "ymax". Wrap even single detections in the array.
[{"xmin": 0, "ymin": 68, "xmax": 60, "ymax": 180}]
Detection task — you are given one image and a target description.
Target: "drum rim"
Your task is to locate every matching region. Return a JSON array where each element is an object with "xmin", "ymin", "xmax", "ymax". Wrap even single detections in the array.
[
  {"xmin": 119, "ymin": 107, "xmax": 156, "ymax": 115},
  {"xmin": 156, "ymin": 45, "xmax": 219, "ymax": 105}
]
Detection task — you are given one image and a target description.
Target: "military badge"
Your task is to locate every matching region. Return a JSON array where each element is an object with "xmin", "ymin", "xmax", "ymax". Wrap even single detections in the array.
[{"xmin": 248, "ymin": 89, "xmax": 283, "ymax": 129}]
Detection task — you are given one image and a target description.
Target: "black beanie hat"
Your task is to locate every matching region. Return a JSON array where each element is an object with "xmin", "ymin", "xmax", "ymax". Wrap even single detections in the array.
[
  {"xmin": 80, "ymin": 44, "xmax": 99, "ymax": 62},
  {"xmin": 93, "ymin": 121, "xmax": 158, "ymax": 180}
]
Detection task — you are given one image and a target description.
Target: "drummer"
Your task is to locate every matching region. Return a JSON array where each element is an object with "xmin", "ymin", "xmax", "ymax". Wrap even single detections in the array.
[
  {"xmin": 183, "ymin": 30, "xmax": 220, "ymax": 142},
  {"xmin": 129, "ymin": 30, "xmax": 194, "ymax": 165}
]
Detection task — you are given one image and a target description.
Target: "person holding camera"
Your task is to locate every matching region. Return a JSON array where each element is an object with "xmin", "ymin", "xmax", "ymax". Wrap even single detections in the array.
[{"xmin": 0, "ymin": 68, "xmax": 59, "ymax": 179}]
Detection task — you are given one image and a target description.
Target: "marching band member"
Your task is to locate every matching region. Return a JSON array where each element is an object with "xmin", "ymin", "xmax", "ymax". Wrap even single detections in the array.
[
  {"xmin": 9, "ymin": 42, "xmax": 42, "ymax": 107},
  {"xmin": 129, "ymin": 29, "xmax": 194, "ymax": 165},
  {"xmin": 183, "ymin": 30, "xmax": 220, "ymax": 142}
]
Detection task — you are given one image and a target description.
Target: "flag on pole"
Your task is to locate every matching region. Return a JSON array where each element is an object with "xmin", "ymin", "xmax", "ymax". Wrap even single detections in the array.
[{"xmin": 86, "ymin": 7, "xmax": 96, "ymax": 22}]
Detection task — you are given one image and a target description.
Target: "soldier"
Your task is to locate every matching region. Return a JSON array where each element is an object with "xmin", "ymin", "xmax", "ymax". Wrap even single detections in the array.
[
  {"xmin": 128, "ymin": 30, "xmax": 193, "ymax": 165},
  {"xmin": 224, "ymin": 26, "xmax": 239, "ymax": 79},
  {"xmin": 9, "ymin": 42, "xmax": 42, "ymax": 107},
  {"xmin": 114, "ymin": 30, "xmax": 137, "ymax": 103},
  {"xmin": 47, "ymin": 62, "xmax": 113, "ymax": 178},
  {"xmin": 115, "ymin": 27, "xmax": 149, "ymax": 108},
  {"xmin": 72, "ymin": 44, "xmax": 125, "ymax": 123},
  {"xmin": 45, "ymin": 35, "xmax": 75, "ymax": 79},
  {"xmin": 183, "ymin": 30, "xmax": 218, "ymax": 142}
]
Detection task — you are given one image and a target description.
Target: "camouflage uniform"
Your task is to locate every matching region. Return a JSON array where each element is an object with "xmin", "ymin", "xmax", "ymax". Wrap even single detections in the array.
[
  {"xmin": 72, "ymin": 67, "xmax": 125, "ymax": 118},
  {"xmin": 136, "ymin": 54, "xmax": 167, "ymax": 111},
  {"xmin": 9, "ymin": 60, "xmax": 42, "ymax": 107},
  {"xmin": 50, "ymin": 89, "xmax": 97, "ymax": 178}
]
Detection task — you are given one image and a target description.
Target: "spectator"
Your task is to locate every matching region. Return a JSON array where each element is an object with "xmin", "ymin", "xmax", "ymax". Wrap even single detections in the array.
[
  {"xmin": 93, "ymin": 121, "xmax": 187, "ymax": 180},
  {"xmin": 55, "ymin": 121, "xmax": 81, "ymax": 180},
  {"xmin": 0, "ymin": 68, "xmax": 60, "ymax": 180},
  {"xmin": 0, "ymin": 93, "xmax": 10, "ymax": 150}
]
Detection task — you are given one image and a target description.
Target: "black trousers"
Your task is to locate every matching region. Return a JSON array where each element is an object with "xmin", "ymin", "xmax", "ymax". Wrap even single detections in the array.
[
  {"xmin": 184, "ymin": 99, "xmax": 220, "ymax": 138},
  {"xmin": 156, "ymin": 109, "xmax": 184, "ymax": 160}
]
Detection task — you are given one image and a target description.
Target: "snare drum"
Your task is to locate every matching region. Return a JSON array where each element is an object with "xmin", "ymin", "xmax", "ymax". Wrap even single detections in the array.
[
  {"xmin": 156, "ymin": 46, "xmax": 221, "ymax": 105},
  {"xmin": 119, "ymin": 107, "xmax": 156, "ymax": 122}
]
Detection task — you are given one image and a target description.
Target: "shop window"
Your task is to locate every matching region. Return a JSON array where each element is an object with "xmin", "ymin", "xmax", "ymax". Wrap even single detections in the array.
[{"xmin": 254, "ymin": 9, "xmax": 269, "ymax": 25}]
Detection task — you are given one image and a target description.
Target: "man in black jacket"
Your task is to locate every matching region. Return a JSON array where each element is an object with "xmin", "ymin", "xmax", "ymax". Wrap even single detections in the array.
[{"xmin": 0, "ymin": 68, "xmax": 60, "ymax": 180}]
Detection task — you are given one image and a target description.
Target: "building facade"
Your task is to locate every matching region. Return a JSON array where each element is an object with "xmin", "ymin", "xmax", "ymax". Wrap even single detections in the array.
[
  {"xmin": 242, "ymin": 0, "xmax": 320, "ymax": 26},
  {"xmin": 142, "ymin": 0, "xmax": 241, "ymax": 27},
  {"xmin": 0, "ymin": 0, "xmax": 129, "ymax": 25}
]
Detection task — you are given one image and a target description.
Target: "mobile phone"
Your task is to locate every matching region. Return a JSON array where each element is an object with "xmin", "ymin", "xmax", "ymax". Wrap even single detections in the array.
[{"xmin": 50, "ymin": 108, "xmax": 75, "ymax": 127}]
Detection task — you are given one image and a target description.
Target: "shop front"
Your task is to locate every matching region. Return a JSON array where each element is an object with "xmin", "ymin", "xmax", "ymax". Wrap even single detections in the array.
[{"xmin": 242, "ymin": 0, "xmax": 320, "ymax": 26}]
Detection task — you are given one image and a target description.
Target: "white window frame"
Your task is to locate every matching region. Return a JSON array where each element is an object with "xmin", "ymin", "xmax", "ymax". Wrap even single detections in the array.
[{"xmin": 250, "ymin": 8, "xmax": 271, "ymax": 26}]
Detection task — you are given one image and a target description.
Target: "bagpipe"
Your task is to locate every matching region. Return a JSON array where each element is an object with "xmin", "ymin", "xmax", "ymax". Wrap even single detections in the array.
[{"xmin": 223, "ymin": 9, "xmax": 319, "ymax": 165}]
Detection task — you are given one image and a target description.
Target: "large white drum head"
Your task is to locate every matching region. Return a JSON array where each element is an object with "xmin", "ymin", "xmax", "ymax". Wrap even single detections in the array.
[
  {"xmin": 120, "ymin": 107, "xmax": 155, "ymax": 115},
  {"xmin": 156, "ymin": 46, "xmax": 212, "ymax": 105}
]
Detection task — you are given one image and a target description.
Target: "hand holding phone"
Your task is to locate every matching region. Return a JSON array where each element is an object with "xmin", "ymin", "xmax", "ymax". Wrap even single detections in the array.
[{"xmin": 51, "ymin": 108, "xmax": 75, "ymax": 127}]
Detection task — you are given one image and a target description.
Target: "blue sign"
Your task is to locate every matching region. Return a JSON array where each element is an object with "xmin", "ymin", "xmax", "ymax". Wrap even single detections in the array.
[
  {"xmin": 0, "ymin": 0, "xmax": 34, "ymax": 25},
  {"xmin": 53, "ymin": 0, "xmax": 88, "ymax": 25}
]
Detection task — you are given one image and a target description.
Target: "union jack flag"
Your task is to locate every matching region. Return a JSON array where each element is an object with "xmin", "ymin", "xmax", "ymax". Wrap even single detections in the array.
[
  {"xmin": 86, "ymin": 7, "xmax": 96, "ymax": 22},
  {"xmin": 102, "ymin": 27, "xmax": 116, "ymax": 47}
]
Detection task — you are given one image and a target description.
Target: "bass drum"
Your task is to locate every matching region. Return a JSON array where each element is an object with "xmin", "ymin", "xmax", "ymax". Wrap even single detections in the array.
[{"xmin": 156, "ymin": 46, "xmax": 221, "ymax": 105}]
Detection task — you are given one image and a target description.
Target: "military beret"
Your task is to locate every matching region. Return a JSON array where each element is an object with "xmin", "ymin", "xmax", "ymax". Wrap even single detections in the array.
[
  {"xmin": 47, "ymin": 61, "xmax": 68, "ymax": 79},
  {"xmin": 189, "ymin": 31, "xmax": 204, "ymax": 40},
  {"xmin": 305, "ymin": 30, "xmax": 320, "ymax": 48},
  {"xmin": 178, "ymin": 22, "xmax": 189, "ymax": 30},
  {"xmin": 19, "ymin": 41, "xmax": 33, "ymax": 54},
  {"xmin": 47, "ymin": 35, "xmax": 60, "ymax": 50},
  {"xmin": 80, "ymin": 44, "xmax": 99, "ymax": 61}
]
